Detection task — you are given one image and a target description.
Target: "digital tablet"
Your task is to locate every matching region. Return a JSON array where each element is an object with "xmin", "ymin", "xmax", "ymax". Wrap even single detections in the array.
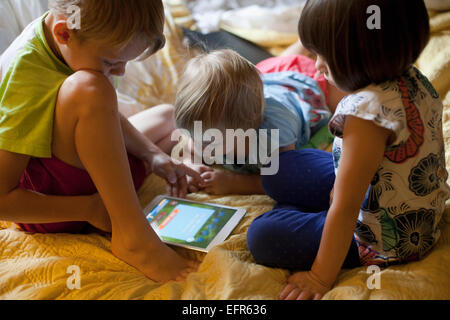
[
  {"xmin": 182, "ymin": 27, "xmax": 274, "ymax": 65},
  {"xmin": 144, "ymin": 195, "xmax": 246, "ymax": 252}
]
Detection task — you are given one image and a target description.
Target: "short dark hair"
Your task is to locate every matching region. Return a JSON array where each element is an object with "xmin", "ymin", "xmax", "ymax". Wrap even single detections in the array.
[{"xmin": 299, "ymin": 0, "xmax": 430, "ymax": 92}]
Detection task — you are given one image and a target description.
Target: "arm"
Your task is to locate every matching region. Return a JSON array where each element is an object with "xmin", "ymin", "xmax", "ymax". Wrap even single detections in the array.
[
  {"xmin": 185, "ymin": 141, "xmax": 293, "ymax": 195},
  {"xmin": 119, "ymin": 111, "xmax": 202, "ymax": 198},
  {"xmin": 119, "ymin": 112, "xmax": 161, "ymax": 161},
  {"xmin": 0, "ymin": 150, "xmax": 103, "ymax": 228},
  {"xmin": 65, "ymin": 74, "xmax": 152, "ymax": 239},
  {"xmin": 200, "ymin": 170, "xmax": 265, "ymax": 195},
  {"xmin": 281, "ymin": 115, "xmax": 391, "ymax": 300},
  {"xmin": 313, "ymin": 116, "xmax": 391, "ymax": 285},
  {"xmin": 224, "ymin": 173, "xmax": 265, "ymax": 195}
]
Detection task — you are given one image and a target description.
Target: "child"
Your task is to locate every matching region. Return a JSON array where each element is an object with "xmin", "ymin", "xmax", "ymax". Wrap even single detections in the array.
[
  {"xmin": 0, "ymin": 0, "xmax": 202, "ymax": 283},
  {"xmin": 174, "ymin": 49, "xmax": 345, "ymax": 195},
  {"xmin": 247, "ymin": 0, "xmax": 450, "ymax": 300}
]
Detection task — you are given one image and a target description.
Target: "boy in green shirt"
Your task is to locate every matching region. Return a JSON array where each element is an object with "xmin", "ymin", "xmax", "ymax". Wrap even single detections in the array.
[{"xmin": 0, "ymin": 0, "xmax": 201, "ymax": 283}]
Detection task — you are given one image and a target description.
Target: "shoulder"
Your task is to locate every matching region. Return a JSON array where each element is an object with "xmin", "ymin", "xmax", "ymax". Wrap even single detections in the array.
[
  {"xmin": 61, "ymin": 71, "xmax": 115, "ymax": 95},
  {"xmin": 59, "ymin": 71, "xmax": 117, "ymax": 109},
  {"xmin": 330, "ymin": 82, "xmax": 406, "ymax": 139},
  {"xmin": 338, "ymin": 83, "xmax": 401, "ymax": 114}
]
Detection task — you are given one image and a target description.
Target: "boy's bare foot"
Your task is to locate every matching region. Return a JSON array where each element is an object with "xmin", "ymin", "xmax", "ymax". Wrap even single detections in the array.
[{"xmin": 112, "ymin": 233, "xmax": 199, "ymax": 283}]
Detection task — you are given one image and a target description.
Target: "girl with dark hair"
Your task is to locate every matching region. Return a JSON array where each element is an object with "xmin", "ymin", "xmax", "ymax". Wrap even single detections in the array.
[{"xmin": 246, "ymin": 0, "xmax": 450, "ymax": 300}]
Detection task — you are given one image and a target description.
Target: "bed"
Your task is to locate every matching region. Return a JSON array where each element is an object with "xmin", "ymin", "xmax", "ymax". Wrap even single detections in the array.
[{"xmin": 0, "ymin": 1, "xmax": 449, "ymax": 300}]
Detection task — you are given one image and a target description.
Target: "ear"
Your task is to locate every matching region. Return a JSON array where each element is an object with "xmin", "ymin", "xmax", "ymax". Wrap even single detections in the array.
[{"xmin": 53, "ymin": 21, "xmax": 73, "ymax": 45}]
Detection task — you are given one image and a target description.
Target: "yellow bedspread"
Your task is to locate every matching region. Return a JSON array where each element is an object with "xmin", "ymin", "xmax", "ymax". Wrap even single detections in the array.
[{"xmin": 0, "ymin": 6, "xmax": 449, "ymax": 300}]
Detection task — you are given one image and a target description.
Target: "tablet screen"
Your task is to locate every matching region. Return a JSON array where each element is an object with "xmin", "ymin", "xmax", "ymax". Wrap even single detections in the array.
[{"xmin": 146, "ymin": 197, "xmax": 239, "ymax": 249}]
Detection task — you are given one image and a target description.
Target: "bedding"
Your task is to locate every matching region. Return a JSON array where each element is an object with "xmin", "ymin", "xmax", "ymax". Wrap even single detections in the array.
[
  {"xmin": 0, "ymin": 2, "xmax": 449, "ymax": 300},
  {"xmin": 0, "ymin": 0, "xmax": 48, "ymax": 54},
  {"xmin": 182, "ymin": 0, "xmax": 305, "ymax": 34}
]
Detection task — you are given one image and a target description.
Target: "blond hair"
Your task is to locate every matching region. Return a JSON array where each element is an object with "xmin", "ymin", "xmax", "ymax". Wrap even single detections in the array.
[
  {"xmin": 48, "ymin": 0, "xmax": 165, "ymax": 54},
  {"xmin": 174, "ymin": 49, "xmax": 264, "ymax": 134}
]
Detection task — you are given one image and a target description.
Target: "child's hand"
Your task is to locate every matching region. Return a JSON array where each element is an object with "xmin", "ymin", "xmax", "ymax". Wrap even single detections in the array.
[
  {"xmin": 182, "ymin": 161, "xmax": 213, "ymax": 193},
  {"xmin": 145, "ymin": 152, "xmax": 204, "ymax": 198},
  {"xmin": 279, "ymin": 270, "xmax": 332, "ymax": 300}
]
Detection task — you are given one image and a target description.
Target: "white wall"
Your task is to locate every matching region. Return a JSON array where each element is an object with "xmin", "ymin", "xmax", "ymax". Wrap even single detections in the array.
[{"xmin": 0, "ymin": 0, "xmax": 48, "ymax": 54}]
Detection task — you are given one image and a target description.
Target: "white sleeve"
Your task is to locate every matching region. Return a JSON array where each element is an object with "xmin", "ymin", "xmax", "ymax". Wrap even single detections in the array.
[{"xmin": 329, "ymin": 88, "xmax": 407, "ymax": 146}]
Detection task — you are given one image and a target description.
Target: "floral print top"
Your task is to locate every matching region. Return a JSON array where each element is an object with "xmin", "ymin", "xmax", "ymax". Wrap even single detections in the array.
[{"xmin": 329, "ymin": 66, "xmax": 450, "ymax": 266}]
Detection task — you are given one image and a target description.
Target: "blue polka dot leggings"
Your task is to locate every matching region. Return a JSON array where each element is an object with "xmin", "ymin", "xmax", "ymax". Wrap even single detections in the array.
[{"xmin": 246, "ymin": 149, "xmax": 361, "ymax": 271}]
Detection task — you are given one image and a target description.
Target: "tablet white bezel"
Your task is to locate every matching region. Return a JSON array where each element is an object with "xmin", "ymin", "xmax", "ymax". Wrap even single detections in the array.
[{"xmin": 143, "ymin": 195, "xmax": 246, "ymax": 253}]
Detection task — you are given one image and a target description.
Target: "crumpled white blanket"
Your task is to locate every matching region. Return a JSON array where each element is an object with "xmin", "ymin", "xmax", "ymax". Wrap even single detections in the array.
[
  {"xmin": 184, "ymin": 0, "xmax": 305, "ymax": 33},
  {"xmin": 220, "ymin": 5, "xmax": 303, "ymax": 34}
]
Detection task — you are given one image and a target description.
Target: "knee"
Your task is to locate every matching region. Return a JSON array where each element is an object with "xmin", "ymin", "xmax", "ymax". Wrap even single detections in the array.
[
  {"xmin": 247, "ymin": 213, "xmax": 282, "ymax": 266},
  {"xmin": 159, "ymin": 103, "xmax": 175, "ymax": 116},
  {"xmin": 261, "ymin": 151, "xmax": 296, "ymax": 199},
  {"xmin": 247, "ymin": 216, "xmax": 268, "ymax": 264},
  {"xmin": 247, "ymin": 209, "xmax": 325, "ymax": 270},
  {"xmin": 153, "ymin": 104, "xmax": 175, "ymax": 122},
  {"xmin": 261, "ymin": 174, "xmax": 278, "ymax": 200}
]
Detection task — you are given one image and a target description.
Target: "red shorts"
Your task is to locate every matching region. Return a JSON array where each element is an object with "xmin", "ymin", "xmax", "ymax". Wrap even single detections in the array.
[
  {"xmin": 17, "ymin": 153, "xmax": 146, "ymax": 234},
  {"xmin": 256, "ymin": 54, "xmax": 329, "ymax": 102}
]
